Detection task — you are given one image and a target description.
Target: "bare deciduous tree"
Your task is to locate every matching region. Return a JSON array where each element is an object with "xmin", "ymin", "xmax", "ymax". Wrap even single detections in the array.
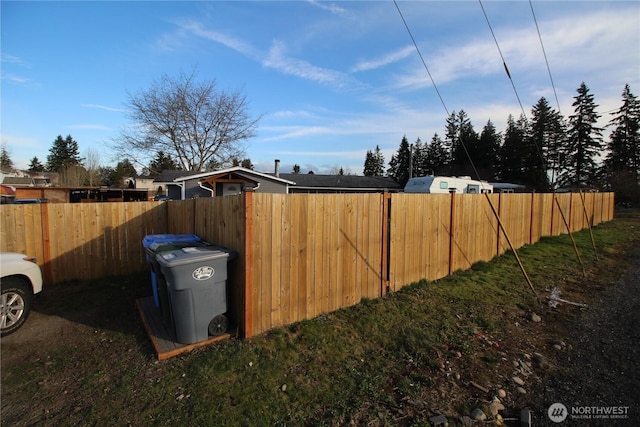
[{"xmin": 117, "ymin": 70, "xmax": 260, "ymax": 171}]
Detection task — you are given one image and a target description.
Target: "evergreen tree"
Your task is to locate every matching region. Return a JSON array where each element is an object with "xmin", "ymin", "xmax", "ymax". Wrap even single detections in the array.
[
  {"xmin": 231, "ymin": 157, "xmax": 254, "ymax": 169},
  {"xmin": 363, "ymin": 145, "xmax": 385, "ymax": 176},
  {"xmin": 603, "ymin": 84, "xmax": 640, "ymax": 201},
  {"xmin": 111, "ymin": 159, "xmax": 137, "ymax": 187},
  {"xmin": 98, "ymin": 166, "xmax": 117, "ymax": 187},
  {"xmin": 443, "ymin": 111, "xmax": 458, "ymax": 164},
  {"xmin": 499, "ymin": 114, "xmax": 529, "ymax": 184},
  {"xmin": 148, "ymin": 151, "xmax": 180, "ymax": 176},
  {"xmin": 388, "ymin": 136, "xmax": 411, "ymax": 186},
  {"xmin": 47, "ymin": 134, "xmax": 83, "ymax": 173},
  {"xmin": 476, "ymin": 120, "xmax": 501, "ymax": 181},
  {"xmin": 28, "ymin": 157, "xmax": 46, "ymax": 172},
  {"xmin": 562, "ymin": 82, "xmax": 603, "ymax": 188},
  {"xmin": 0, "ymin": 145, "xmax": 14, "ymax": 171},
  {"xmin": 425, "ymin": 133, "xmax": 448, "ymax": 175},
  {"xmin": 292, "ymin": 164, "xmax": 301, "ymax": 174},
  {"xmin": 411, "ymin": 138, "xmax": 429, "ymax": 178},
  {"xmin": 449, "ymin": 110, "xmax": 479, "ymax": 177},
  {"xmin": 527, "ymin": 98, "xmax": 565, "ymax": 190}
]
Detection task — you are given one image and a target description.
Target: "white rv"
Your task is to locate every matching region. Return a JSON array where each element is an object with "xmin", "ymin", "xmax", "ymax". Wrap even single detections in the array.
[{"xmin": 404, "ymin": 176, "xmax": 493, "ymax": 194}]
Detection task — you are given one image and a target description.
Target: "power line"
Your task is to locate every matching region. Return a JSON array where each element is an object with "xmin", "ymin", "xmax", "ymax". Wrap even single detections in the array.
[
  {"xmin": 478, "ymin": 0, "xmax": 528, "ymax": 121},
  {"xmin": 529, "ymin": 0, "xmax": 562, "ymax": 115},
  {"xmin": 393, "ymin": 0, "xmax": 449, "ymax": 117}
]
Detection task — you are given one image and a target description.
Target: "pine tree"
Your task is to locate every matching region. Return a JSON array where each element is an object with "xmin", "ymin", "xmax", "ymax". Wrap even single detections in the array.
[
  {"xmin": 0, "ymin": 145, "xmax": 14, "ymax": 172},
  {"xmin": 527, "ymin": 98, "xmax": 565, "ymax": 190},
  {"xmin": 111, "ymin": 159, "xmax": 137, "ymax": 187},
  {"xmin": 562, "ymin": 82, "xmax": 603, "ymax": 188},
  {"xmin": 499, "ymin": 114, "xmax": 529, "ymax": 184},
  {"xmin": 425, "ymin": 133, "xmax": 448, "ymax": 175},
  {"xmin": 147, "ymin": 151, "xmax": 180, "ymax": 176},
  {"xmin": 604, "ymin": 84, "xmax": 640, "ymax": 201},
  {"xmin": 476, "ymin": 120, "xmax": 501, "ymax": 181},
  {"xmin": 28, "ymin": 157, "xmax": 46, "ymax": 172},
  {"xmin": 388, "ymin": 136, "xmax": 411, "ymax": 186},
  {"xmin": 363, "ymin": 145, "xmax": 385, "ymax": 176},
  {"xmin": 411, "ymin": 138, "xmax": 428, "ymax": 178},
  {"xmin": 231, "ymin": 157, "xmax": 254, "ymax": 169},
  {"xmin": 47, "ymin": 134, "xmax": 83, "ymax": 173},
  {"xmin": 449, "ymin": 110, "xmax": 479, "ymax": 177}
]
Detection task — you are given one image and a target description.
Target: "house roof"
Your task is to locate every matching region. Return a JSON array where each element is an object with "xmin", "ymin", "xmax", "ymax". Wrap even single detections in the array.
[
  {"xmin": 150, "ymin": 167, "xmax": 401, "ymax": 191},
  {"xmin": 2, "ymin": 177, "xmax": 34, "ymax": 186},
  {"xmin": 170, "ymin": 167, "xmax": 296, "ymax": 185},
  {"xmin": 277, "ymin": 173, "xmax": 402, "ymax": 190},
  {"xmin": 152, "ymin": 170, "xmax": 203, "ymax": 183}
]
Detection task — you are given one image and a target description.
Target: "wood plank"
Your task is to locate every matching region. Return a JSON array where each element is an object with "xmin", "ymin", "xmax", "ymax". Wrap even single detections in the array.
[{"xmin": 136, "ymin": 297, "xmax": 235, "ymax": 361}]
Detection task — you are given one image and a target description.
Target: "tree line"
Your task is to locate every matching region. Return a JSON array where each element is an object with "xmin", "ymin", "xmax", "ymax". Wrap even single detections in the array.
[{"xmin": 366, "ymin": 82, "xmax": 639, "ymax": 201}]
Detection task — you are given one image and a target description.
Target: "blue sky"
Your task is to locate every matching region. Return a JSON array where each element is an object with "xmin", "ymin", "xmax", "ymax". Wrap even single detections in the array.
[{"xmin": 2, "ymin": 1, "xmax": 639, "ymax": 175}]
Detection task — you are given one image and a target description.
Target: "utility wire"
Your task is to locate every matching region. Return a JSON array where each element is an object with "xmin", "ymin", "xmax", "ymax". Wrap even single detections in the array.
[
  {"xmin": 479, "ymin": 0, "xmax": 547, "ymax": 175},
  {"xmin": 393, "ymin": 0, "xmax": 449, "ymax": 117},
  {"xmin": 478, "ymin": 0, "xmax": 528, "ymax": 121},
  {"xmin": 394, "ymin": 0, "xmax": 540, "ymax": 303},
  {"xmin": 529, "ymin": 0, "xmax": 562, "ymax": 115}
]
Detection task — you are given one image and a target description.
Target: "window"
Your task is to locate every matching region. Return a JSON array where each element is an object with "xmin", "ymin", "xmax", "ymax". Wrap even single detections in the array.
[{"xmin": 439, "ymin": 181, "xmax": 448, "ymax": 189}]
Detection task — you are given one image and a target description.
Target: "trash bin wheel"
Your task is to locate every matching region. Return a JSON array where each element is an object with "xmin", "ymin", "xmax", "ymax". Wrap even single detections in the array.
[{"xmin": 208, "ymin": 314, "xmax": 228, "ymax": 336}]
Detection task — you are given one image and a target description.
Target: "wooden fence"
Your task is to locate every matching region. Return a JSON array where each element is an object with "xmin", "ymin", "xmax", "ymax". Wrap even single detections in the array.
[{"xmin": 0, "ymin": 192, "xmax": 615, "ymax": 338}]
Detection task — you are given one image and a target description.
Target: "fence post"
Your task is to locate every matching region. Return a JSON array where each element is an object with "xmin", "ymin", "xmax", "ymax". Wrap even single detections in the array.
[
  {"xmin": 242, "ymin": 191, "xmax": 254, "ymax": 339},
  {"xmin": 448, "ymin": 192, "xmax": 456, "ymax": 275},
  {"xmin": 381, "ymin": 192, "xmax": 391, "ymax": 296},
  {"xmin": 40, "ymin": 203, "xmax": 53, "ymax": 284},
  {"xmin": 529, "ymin": 192, "xmax": 535, "ymax": 244}
]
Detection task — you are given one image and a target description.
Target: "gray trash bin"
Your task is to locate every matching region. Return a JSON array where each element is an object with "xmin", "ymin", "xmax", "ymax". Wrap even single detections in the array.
[{"xmin": 156, "ymin": 246, "xmax": 235, "ymax": 344}]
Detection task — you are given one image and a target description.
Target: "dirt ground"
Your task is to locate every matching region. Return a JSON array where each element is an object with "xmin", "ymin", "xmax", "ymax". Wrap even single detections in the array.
[
  {"xmin": 1, "ymin": 226, "xmax": 639, "ymax": 426},
  {"xmin": 527, "ymin": 248, "xmax": 640, "ymax": 426}
]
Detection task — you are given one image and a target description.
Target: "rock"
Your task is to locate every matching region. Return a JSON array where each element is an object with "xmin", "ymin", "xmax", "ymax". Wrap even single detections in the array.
[
  {"xmin": 497, "ymin": 388, "xmax": 507, "ymax": 398},
  {"xmin": 553, "ymin": 344, "xmax": 563, "ymax": 351},
  {"xmin": 470, "ymin": 408, "xmax": 487, "ymax": 421},
  {"xmin": 428, "ymin": 414, "xmax": 448, "ymax": 426},
  {"xmin": 533, "ymin": 352, "xmax": 548, "ymax": 368},
  {"xmin": 517, "ymin": 386, "xmax": 527, "ymax": 394},
  {"xmin": 459, "ymin": 416, "xmax": 473, "ymax": 426},
  {"xmin": 529, "ymin": 313, "xmax": 542, "ymax": 322},
  {"xmin": 489, "ymin": 401, "xmax": 506, "ymax": 416},
  {"xmin": 512, "ymin": 376, "xmax": 525, "ymax": 386},
  {"xmin": 281, "ymin": 384, "xmax": 287, "ymax": 392},
  {"xmin": 454, "ymin": 373, "xmax": 461, "ymax": 380}
]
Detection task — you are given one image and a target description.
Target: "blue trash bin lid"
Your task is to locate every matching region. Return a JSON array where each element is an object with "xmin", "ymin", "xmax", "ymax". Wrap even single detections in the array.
[{"xmin": 142, "ymin": 234, "xmax": 202, "ymax": 248}]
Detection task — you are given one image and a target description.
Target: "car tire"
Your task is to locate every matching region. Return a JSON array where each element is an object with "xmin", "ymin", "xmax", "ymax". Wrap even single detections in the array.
[{"xmin": 0, "ymin": 277, "xmax": 33, "ymax": 337}]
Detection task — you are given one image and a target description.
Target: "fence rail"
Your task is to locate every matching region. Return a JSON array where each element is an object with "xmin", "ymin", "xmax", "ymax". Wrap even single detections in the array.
[{"xmin": 0, "ymin": 192, "xmax": 615, "ymax": 338}]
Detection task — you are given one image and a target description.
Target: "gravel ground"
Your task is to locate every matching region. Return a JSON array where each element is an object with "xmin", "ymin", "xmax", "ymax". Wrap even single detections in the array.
[{"xmin": 528, "ymin": 249, "xmax": 640, "ymax": 426}]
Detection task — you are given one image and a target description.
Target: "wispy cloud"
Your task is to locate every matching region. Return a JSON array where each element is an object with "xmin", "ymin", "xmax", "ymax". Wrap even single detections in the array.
[
  {"xmin": 82, "ymin": 104, "xmax": 127, "ymax": 113},
  {"xmin": 1, "ymin": 54, "xmax": 29, "ymax": 67},
  {"xmin": 262, "ymin": 40, "xmax": 352, "ymax": 88},
  {"xmin": 392, "ymin": 8, "xmax": 639, "ymax": 92},
  {"xmin": 176, "ymin": 20, "xmax": 257, "ymax": 57},
  {"xmin": 1, "ymin": 74, "xmax": 32, "ymax": 85},
  {"xmin": 351, "ymin": 45, "xmax": 415, "ymax": 72},
  {"xmin": 307, "ymin": 0, "xmax": 346, "ymax": 16},
  {"xmin": 173, "ymin": 20, "xmax": 358, "ymax": 90}
]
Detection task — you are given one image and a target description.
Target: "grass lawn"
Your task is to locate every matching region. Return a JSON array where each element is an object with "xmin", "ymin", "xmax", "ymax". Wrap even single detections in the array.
[{"xmin": 2, "ymin": 209, "xmax": 639, "ymax": 426}]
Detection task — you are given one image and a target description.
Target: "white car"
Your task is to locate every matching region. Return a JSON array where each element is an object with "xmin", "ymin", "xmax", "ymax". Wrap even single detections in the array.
[{"xmin": 0, "ymin": 253, "xmax": 43, "ymax": 337}]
